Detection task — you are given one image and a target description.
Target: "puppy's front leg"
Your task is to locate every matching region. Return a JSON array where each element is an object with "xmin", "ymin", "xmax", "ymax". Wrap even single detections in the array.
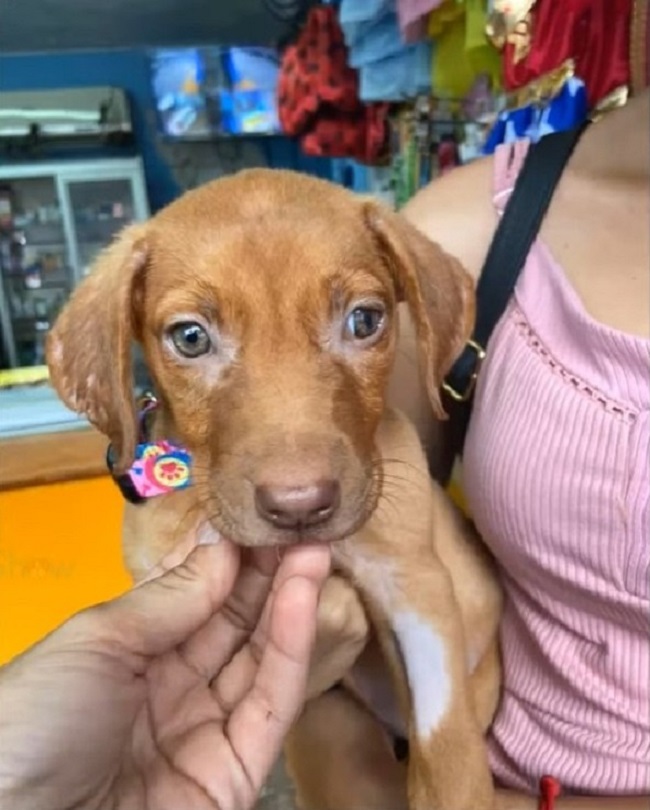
[
  {"xmin": 336, "ymin": 542, "xmax": 494, "ymax": 810},
  {"xmin": 389, "ymin": 576, "xmax": 495, "ymax": 810}
]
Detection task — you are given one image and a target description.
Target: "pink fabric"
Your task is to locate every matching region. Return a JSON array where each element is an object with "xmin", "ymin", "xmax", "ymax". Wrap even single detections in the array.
[
  {"xmin": 397, "ymin": 0, "xmax": 444, "ymax": 41},
  {"xmin": 462, "ymin": 140, "xmax": 650, "ymax": 795}
]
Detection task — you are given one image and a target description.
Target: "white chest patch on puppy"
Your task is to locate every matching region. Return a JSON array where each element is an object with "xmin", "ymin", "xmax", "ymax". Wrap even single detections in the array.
[
  {"xmin": 334, "ymin": 542, "xmax": 398, "ymax": 609},
  {"xmin": 392, "ymin": 611, "xmax": 451, "ymax": 738}
]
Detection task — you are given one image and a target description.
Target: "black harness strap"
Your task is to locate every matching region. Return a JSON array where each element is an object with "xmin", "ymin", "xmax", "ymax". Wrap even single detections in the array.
[{"xmin": 442, "ymin": 124, "xmax": 589, "ymax": 454}]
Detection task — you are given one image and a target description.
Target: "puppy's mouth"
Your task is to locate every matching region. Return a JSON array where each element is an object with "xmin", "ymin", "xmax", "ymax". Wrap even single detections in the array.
[
  {"xmin": 201, "ymin": 477, "xmax": 380, "ymax": 548},
  {"xmin": 253, "ymin": 506, "xmax": 376, "ymax": 547}
]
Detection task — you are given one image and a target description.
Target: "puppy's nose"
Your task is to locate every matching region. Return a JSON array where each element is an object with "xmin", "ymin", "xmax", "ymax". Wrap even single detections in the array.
[{"xmin": 255, "ymin": 480, "xmax": 340, "ymax": 530}]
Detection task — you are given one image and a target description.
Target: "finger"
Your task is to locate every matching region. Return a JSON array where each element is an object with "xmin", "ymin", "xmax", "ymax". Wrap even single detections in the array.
[
  {"xmin": 76, "ymin": 542, "xmax": 241, "ymax": 660},
  {"xmin": 211, "ymin": 543, "xmax": 331, "ymax": 711},
  {"xmin": 176, "ymin": 546, "xmax": 280, "ymax": 679},
  {"xmin": 224, "ymin": 563, "xmax": 326, "ymax": 791},
  {"xmin": 273, "ymin": 541, "xmax": 332, "ymax": 585}
]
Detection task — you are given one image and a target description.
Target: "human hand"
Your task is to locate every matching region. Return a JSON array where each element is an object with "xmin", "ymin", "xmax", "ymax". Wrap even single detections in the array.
[{"xmin": 0, "ymin": 535, "xmax": 330, "ymax": 810}]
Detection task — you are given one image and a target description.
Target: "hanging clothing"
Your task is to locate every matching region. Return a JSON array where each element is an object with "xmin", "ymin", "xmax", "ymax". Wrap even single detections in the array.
[
  {"xmin": 337, "ymin": 0, "xmax": 395, "ymax": 48},
  {"xmin": 429, "ymin": 0, "xmax": 502, "ymax": 97},
  {"xmin": 359, "ymin": 40, "xmax": 434, "ymax": 101},
  {"xmin": 338, "ymin": 0, "xmax": 433, "ymax": 101},
  {"xmin": 345, "ymin": 9, "xmax": 416, "ymax": 68},
  {"xmin": 277, "ymin": 4, "xmax": 388, "ymax": 162},
  {"xmin": 629, "ymin": 0, "xmax": 649, "ymax": 95},
  {"xmin": 396, "ymin": 0, "xmax": 446, "ymax": 42},
  {"xmin": 501, "ymin": 0, "xmax": 632, "ymax": 108},
  {"xmin": 300, "ymin": 103, "xmax": 389, "ymax": 162},
  {"xmin": 482, "ymin": 75, "xmax": 589, "ymax": 154},
  {"xmin": 428, "ymin": 0, "xmax": 465, "ymax": 37}
]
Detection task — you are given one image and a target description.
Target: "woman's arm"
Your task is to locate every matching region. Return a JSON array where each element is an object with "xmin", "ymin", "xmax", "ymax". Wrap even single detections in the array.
[{"xmin": 497, "ymin": 790, "xmax": 650, "ymax": 809}]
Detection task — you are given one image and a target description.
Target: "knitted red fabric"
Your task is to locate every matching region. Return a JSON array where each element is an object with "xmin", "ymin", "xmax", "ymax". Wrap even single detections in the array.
[{"xmin": 277, "ymin": 5, "xmax": 388, "ymax": 162}]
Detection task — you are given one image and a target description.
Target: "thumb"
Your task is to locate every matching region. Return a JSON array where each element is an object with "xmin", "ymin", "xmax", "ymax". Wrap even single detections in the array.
[{"xmin": 78, "ymin": 541, "xmax": 241, "ymax": 658}]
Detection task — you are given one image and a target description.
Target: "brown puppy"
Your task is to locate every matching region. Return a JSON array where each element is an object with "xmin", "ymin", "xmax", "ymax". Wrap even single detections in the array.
[{"xmin": 46, "ymin": 169, "xmax": 502, "ymax": 810}]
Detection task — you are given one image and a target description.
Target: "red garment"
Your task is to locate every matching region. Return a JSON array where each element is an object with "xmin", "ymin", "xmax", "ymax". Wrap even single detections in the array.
[
  {"xmin": 277, "ymin": 5, "xmax": 388, "ymax": 163},
  {"xmin": 504, "ymin": 0, "xmax": 632, "ymax": 107},
  {"xmin": 630, "ymin": 0, "xmax": 649, "ymax": 94},
  {"xmin": 300, "ymin": 104, "xmax": 389, "ymax": 161}
]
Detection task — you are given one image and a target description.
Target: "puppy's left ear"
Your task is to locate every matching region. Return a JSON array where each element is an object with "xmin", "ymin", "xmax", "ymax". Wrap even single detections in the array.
[{"xmin": 363, "ymin": 201, "xmax": 475, "ymax": 419}]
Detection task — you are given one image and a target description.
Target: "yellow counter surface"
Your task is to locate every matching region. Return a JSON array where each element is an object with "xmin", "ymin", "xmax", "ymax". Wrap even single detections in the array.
[{"xmin": 0, "ymin": 430, "xmax": 131, "ymax": 665}]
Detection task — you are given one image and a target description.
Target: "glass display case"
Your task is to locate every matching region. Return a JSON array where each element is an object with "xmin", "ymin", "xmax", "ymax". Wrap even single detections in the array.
[{"xmin": 0, "ymin": 158, "xmax": 149, "ymax": 370}]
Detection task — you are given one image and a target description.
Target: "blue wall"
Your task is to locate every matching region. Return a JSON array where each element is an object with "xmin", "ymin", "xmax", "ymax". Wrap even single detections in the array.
[{"xmin": 0, "ymin": 50, "xmax": 332, "ymax": 212}]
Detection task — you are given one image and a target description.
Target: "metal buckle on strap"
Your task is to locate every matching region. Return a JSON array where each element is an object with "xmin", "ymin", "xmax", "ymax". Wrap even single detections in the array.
[{"xmin": 443, "ymin": 340, "xmax": 486, "ymax": 403}]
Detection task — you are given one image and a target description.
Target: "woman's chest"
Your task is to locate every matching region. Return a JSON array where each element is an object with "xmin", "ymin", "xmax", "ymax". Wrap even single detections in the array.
[{"xmin": 461, "ymin": 305, "xmax": 649, "ymax": 602}]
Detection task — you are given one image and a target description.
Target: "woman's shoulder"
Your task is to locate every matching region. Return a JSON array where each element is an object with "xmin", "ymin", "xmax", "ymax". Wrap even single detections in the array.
[{"xmin": 400, "ymin": 156, "xmax": 497, "ymax": 282}]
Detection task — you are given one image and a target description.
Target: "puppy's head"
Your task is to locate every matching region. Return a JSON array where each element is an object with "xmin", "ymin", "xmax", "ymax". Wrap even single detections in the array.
[{"xmin": 47, "ymin": 170, "xmax": 473, "ymax": 547}]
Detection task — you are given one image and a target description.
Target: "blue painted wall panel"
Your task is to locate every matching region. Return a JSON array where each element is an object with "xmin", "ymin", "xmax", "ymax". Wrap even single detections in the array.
[{"xmin": 0, "ymin": 50, "xmax": 332, "ymax": 212}]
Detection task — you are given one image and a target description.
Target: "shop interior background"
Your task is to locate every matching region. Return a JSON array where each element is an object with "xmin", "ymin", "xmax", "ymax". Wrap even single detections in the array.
[{"xmin": 0, "ymin": 0, "xmax": 646, "ymax": 805}]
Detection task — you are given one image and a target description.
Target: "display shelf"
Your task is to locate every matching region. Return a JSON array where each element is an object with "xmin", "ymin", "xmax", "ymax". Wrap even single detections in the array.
[
  {"xmin": 0, "ymin": 157, "xmax": 149, "ymax": 370},
  {"xmin": 0, "ymin": 384, "xmax": 88, "ymax": 439}
]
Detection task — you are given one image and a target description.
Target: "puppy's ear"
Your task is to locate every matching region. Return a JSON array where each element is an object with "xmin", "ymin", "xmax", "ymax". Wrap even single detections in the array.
[
  {"xmin": 363, "ymin": 201, "xmax": 475, "ymax": 419},
  {"xmin": 46, "ymin": 224, "xmax": 149, "ymax": 471}
]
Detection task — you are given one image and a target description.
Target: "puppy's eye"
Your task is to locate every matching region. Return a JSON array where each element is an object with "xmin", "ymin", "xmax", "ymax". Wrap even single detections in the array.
[
  {"xmin": 344, "ymin": 306, "xmax": 385, "ymax": 342},
  {"xmin": 169, "ymin": 322, "xmax": 211, "ymax": 358}
]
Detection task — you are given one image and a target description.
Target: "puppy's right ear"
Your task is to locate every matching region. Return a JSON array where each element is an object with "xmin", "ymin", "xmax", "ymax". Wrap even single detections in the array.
[
  {"xmin": 362, "ymin": 201, "xmax": 475, "ymax": 420},
  {"xmin": 46, "ymin": 224, "xmax": 149, "ymax": 472}
]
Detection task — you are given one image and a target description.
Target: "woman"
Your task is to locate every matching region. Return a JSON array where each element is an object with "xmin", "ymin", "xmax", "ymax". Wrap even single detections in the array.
[{"xmin": 289, "ymin": 88, "xmax": 649, "ymax": 809}]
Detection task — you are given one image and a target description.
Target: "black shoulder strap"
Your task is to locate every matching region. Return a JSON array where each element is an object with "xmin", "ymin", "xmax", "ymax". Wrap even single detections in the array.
[{"xmin": 442, "ymin": 125, "xmax": 588, "ymax": 448}]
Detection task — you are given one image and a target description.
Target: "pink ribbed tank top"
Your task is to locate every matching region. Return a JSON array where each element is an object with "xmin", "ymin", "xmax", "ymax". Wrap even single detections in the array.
[{"xmin": 462, "ymin": 140, "xmax": 650, "ymax": 795}]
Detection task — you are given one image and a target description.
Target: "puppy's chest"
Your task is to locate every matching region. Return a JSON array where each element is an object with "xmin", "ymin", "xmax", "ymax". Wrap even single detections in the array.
[
  {"xmin": 331, "ymin": 495, "xmax": 436, "ymax": 616},
  {"xmin": 332, "ymin": 539, "xmax": 398, "ymax": 612}
]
